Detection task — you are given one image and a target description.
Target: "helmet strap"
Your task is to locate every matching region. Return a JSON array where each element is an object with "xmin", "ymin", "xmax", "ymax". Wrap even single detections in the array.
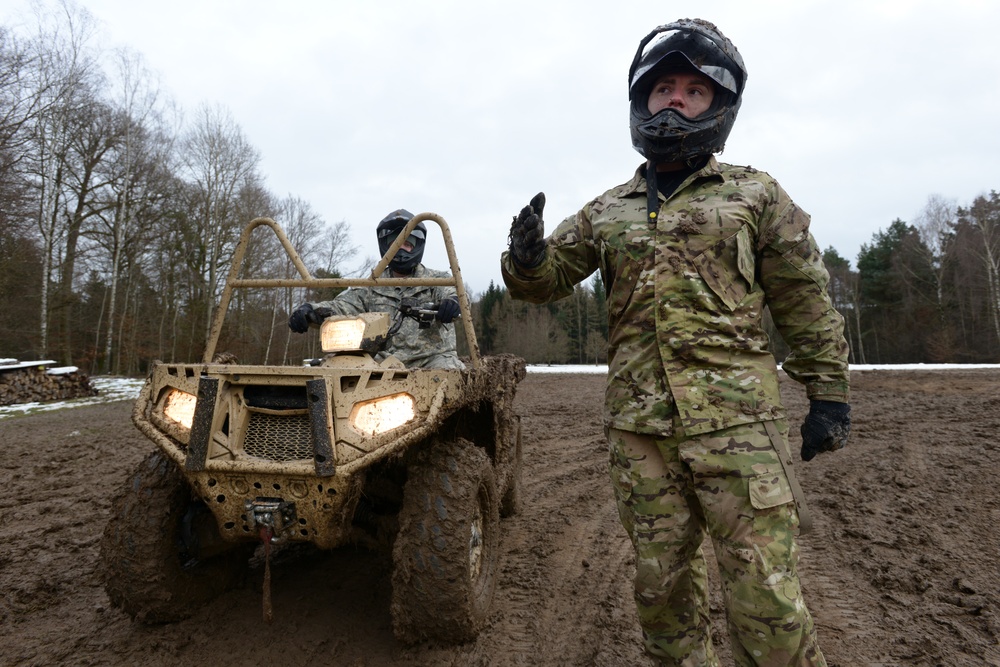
[
  {"xmin": 647, "ymin": 158, "xmax": 705, "ymax": 216},
  {"xmin": 646, "ymin": 162, "xmax": 659, "ymax": 227}
]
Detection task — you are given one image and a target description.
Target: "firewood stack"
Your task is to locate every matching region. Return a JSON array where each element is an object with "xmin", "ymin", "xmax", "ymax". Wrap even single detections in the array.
[{"xmin": 0, "ymin": 359, "xmax": 99, "ymax": 406}]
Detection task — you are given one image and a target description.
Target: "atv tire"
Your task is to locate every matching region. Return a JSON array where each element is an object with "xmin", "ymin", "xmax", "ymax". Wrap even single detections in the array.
[
  {"xmin": 390, "ymin": 438, "xmax": 499, "ymax": 644},
  {"xmin": 100, "ymin": 450, "xmax": 253, "ymax": 623}
]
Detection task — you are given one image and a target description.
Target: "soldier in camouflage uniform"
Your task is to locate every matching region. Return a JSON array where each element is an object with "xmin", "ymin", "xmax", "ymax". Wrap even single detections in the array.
[
  {"xmin": 501, "ymin": 18, "xmax": 851, "ymax": 667},
  {"xmin": 289, "ymin": 209, "xmax": 464, "ymax": 370}
]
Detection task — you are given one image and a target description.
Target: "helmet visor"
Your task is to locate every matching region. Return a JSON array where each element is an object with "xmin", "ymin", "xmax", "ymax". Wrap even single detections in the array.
[
  {"xmin": 378, "ymin": 227, "xmax": 425, "ymax": 244},
  {"xmin": 630, "ymin": 28, "xmax": 740, "ymax": 99},
  {"xmin": 378, "ymin": 227, "xmax": 427, "ymax": 253}
]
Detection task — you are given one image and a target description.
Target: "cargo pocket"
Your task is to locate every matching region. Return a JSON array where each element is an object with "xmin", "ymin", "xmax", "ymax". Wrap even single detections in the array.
[
  {"xmin": 691, "ymin": 225, "xmax": 755, "ymax": 312},
  {"xmin": 748, "ymin": 471, "xmax": 794, "ymax": 511},
  {"xmin": 748, "ymin": 469, "xmax": 798, "ymax": 586}
]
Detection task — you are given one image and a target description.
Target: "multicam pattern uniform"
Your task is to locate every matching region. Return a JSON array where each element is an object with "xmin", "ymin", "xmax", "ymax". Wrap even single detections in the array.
[
  {"xmin": 311, "ymin": 264, "xmax": 464, "ymax": 370},
  {"xmin": 502, "ymin": 158, "xmax": 849, "ymax": 666}
]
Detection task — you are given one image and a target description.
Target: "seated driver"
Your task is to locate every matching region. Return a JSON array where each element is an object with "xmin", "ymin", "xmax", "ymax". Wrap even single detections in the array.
[{"xmin": 288, "ymin": 209, "xmax": 465, "ymax": 370}]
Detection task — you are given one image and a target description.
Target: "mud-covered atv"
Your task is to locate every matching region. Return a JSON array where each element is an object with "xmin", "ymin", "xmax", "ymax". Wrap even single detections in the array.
[{"xmin": 99, "ymin": 214, "xmax": 526, "ymax": 645}]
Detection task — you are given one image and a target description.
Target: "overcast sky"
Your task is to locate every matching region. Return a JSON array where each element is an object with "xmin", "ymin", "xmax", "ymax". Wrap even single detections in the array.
[{"xmin": 6, "ymin": 0, "xmax": 1000, "ymax": 295}]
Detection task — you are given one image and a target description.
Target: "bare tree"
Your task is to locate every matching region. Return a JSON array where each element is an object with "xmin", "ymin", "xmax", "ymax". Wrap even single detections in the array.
[
  {"xmin": 272, "ymin": 196, "xmax": 324, "ymax": 363},
  {"xmin": 320, "ymin": 219, "xmax": 356, "ymax": 276},
  {"xmin": 960, "ymin": 193, "xmax": 1000, "ymax": 349},
  {"xmin": 181, "ymin": 103, "xmax": 261, "ymax": 341},
  {"xmin": 89, "ymin": 48, "xmax": 173, "ymax": 373},
  {"xmin": 0, "ymin": 27, "xmax": 40, "ymax": 224},
  {"xmin": 913, "ymin": 194, "xmax": 958, "ymax": 311},
  {"xmin": 22, "ymin": 0, "xmax": 100, "ymax": 357}
]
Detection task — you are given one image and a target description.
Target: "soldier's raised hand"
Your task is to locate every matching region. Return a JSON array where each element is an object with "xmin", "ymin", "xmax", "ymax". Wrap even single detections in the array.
[{"xmin": 508, "ymin": 192, "xmax": 547, "ymax": 269}]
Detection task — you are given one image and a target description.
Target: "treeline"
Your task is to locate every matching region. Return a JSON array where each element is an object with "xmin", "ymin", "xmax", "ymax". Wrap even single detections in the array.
[
  {"xmin": 4, "ymin": 5, "xmax": 999, "ymax": 372},
  {"xmin": 471, "ymin": 275, "xmax": 609, "ymax": 364},
  {"xmin": 824, "ymin": 193, "xmax": 1000, "ymax": 364},
  {"xmin": 1, "ymin": 2, "xmax": 357, "ymax": 373}
]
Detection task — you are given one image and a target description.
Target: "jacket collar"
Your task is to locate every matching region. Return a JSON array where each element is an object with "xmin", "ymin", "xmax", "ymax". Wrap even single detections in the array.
[{"xmin": 614, "ymin": 155, "xmax": 724, "ymax": 199}]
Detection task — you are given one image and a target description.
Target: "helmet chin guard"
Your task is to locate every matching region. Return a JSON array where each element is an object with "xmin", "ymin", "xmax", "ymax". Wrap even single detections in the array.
[{"xmin": 628, "ymin": 18, "xmax": 747, "ymax": 163}]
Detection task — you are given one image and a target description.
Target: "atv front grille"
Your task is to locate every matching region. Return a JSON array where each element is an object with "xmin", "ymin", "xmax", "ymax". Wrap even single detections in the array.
[{"xmin": 243, "ymin": 412, "xmax": 313, "ymax": 462}]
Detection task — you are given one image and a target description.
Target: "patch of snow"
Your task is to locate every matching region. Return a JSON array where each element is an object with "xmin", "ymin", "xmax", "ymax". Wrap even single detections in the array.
[
  {"xmin": 0, "ymin": 359, "xmax": 57, "ymax": 371},
  {"xmin": 0, "ymin": 376, "xmax": 145, "ymax": 421},
  {"xmin": 848, "ymin": 363, "xmax": 1000, "ymax": 370},
  {"xmin": 527, "ymin": 364, "xmax": 609, "ymax": 374},
  {"xmin": 527, "ymin": 363, "xmax": 1000, "ymax": 374}
]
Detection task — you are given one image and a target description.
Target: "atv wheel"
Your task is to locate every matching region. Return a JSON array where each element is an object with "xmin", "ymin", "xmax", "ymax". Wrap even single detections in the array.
[
  {"xmin": 391, "ymin": 438, "xmax": 500, "ymax": 644},
  {"xmin": 100, "ymin": 450, "xmax": 253, "ymax": 623},
  {"xmin": 499, "ymin": 416, "xmax": 523, "ymax": 517}
]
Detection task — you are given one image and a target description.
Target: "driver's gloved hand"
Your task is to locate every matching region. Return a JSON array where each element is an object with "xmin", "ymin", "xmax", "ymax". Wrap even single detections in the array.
[
  {"xmin": 288, "ymin": 303, "xmax": 330, "ymax": 333},
  {"xmin": 508, "ymin": 192, "xmax": 547, "ymax": 270},
  {"xmin": 436, "ymin": 297, "xmax": 461, "ymax": 323},
  {"xmin": 800, "ymin": 400, "xmax": 851, "ymax": 461}
]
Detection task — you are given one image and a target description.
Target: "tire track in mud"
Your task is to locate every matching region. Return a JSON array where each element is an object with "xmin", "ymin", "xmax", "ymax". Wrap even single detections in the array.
[
  {"xmin": 796, "ymin": 536, "xmax": 889, "ymax": 665},
  {"xmin": 461, "ymin": 375, "xmax": 648, "ymax": 665},
  {"xmin": 479, "ymin": 448, "xmax": 638, "ymax": 664}
]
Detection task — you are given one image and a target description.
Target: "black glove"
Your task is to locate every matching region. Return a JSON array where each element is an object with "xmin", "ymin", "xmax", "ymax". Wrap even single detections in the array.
[
  {"xmin": 288, "ymin": 303, "xmax": 331, "ymax": 333},
  {"xmin": 800, "ymin": 400, "xmax": 851, "ymax": 461},
  {"xmin": 508, "ymin": 192, "xmax": 547, "ymax": 269},
  {"xmin": 436, "ymin": 297, "xmax": 461, "ymax": 323}
]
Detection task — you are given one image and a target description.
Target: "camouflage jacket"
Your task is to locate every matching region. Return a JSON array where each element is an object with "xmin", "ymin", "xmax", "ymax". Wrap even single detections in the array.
[
  {"xmin": 502, "ymin": 158, "xmax": 849, "ymax": 436},
  {"xmin": 311, "ymin": 264, "xmax": 464, "ymax": 370}
]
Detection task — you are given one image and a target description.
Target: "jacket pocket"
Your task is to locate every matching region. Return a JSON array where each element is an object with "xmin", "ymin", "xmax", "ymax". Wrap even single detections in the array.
[
  {"xmin": 601, "ymin": 238, "xmax": 645, "ymax": 323},
  {"xmin": 690, "ymin": 225, "xmax": 755, "ymax": 312}
]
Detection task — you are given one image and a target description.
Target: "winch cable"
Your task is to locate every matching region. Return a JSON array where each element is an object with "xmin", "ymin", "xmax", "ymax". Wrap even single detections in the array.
[{"xmin": 260, "ymin": 525, "xmax": 274, "ymax": 623}]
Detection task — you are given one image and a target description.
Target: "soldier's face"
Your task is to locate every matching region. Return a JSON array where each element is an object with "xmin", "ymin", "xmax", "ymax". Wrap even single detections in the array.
[
  {"xmin": 646, "ymin": 71, "xmax": 715, "ymax": 119},
  {"xmin": 398, "ymin": 233, "xmax": 419, "ymax": 252}
]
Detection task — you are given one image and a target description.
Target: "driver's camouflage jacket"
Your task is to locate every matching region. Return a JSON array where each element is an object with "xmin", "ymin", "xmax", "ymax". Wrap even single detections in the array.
[
  {"xmin": 501, "ymin": 158, "xmax": 850, "ymax": 436},
  {"xmin": 311, "ymin": 264, "xmax": 464, "ymax": 370}
]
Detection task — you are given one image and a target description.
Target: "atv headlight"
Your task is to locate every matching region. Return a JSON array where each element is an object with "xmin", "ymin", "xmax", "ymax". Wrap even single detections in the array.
[
  {"xmin": 349, "ymin": 393, "xmax": 415, "ymax": 435},
  {"xmin": 162, "ymin": 388, "xmax": 197, "ymax": 430},
  {"xmin": 320, "ymin": 312, "xmax": 390, "ymax": 353},
  {"xmin": 321, "ymin": 318, "xmax": 367, "ymax": 352}
]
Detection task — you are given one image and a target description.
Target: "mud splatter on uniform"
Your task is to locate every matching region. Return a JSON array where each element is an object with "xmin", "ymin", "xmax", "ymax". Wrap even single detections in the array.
[
  {"xmin": 311, "ymin": 265, "xmax": 464, "ymax": 370},
  {"xmin": 502, "ymin": 158, "xmax": 849, "ymax": 666}
]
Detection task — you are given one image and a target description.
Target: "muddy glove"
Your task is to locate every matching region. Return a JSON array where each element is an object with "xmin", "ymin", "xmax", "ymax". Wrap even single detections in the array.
[
  {"xmin": 436, "ymin": 297, "xmax": 461, "ymax": 323},
  {"xmin": 800, "ymin": 400, "xmax": 851, "ymax": 461},
  {"xmin": 508, "ymin": 192, "xmax": 547, "ymax": 269},
  {"xmin": 288, "ymin": 303, "xmax": 331, "ymax": 333}
]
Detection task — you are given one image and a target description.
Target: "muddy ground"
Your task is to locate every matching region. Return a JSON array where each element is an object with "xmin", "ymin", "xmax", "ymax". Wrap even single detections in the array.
[{"xmin": 1, "ymin": 368, "xmax": 999, "ymax": 666}]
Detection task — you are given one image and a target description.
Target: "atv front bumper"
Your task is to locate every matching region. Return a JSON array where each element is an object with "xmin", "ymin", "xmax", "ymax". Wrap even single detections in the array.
[{"xmin": 132, "ymin": 362, "xmax": 464, "ymax": 548}]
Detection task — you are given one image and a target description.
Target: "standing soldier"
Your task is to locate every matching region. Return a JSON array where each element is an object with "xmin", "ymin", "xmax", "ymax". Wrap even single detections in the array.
[{"xmin": 501, "ymin": 18, "xmax": 850, "ymax": 666}]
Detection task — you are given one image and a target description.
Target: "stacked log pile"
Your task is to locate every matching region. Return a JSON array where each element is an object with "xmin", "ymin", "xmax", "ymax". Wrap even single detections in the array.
[{"xmin": 0, "ymin": 360, "xmax": 99, "ymax": 406}]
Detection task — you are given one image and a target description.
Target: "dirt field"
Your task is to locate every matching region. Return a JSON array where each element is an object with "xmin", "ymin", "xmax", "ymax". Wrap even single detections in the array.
[{"xmin": 2, "ymin": 368, "xmax": 999, "ymax": 666}]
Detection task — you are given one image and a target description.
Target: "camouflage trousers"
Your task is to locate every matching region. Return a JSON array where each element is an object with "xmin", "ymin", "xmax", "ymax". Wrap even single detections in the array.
[{"xmin": 607, "ymin": 421, "xmax": 826, "ymax": 667}]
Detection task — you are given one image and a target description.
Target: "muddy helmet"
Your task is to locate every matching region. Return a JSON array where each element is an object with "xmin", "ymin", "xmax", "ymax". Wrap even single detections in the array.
[
  {"xmin": 628, "ymin": 18, "xmax": 746, "ymax": 163},
  {"xmin": 376, "ymin": 208, "xmax": 426, "ymax": 274}
]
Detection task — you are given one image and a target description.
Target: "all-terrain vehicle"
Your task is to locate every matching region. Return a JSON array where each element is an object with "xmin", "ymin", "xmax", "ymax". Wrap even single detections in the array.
[{"xmin": 99, "ymin": 214, "xmax": 526, "ymax": 644}]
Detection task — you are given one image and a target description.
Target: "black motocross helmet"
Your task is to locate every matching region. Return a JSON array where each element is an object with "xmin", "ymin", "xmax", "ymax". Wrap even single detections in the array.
[
  {"xmin": 376, "ymin": 208, "xmax": 426, "ymax": 274},
  {"xmin": 628, "ymin": 18, "xmax": 747, "ymax": 164}
]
